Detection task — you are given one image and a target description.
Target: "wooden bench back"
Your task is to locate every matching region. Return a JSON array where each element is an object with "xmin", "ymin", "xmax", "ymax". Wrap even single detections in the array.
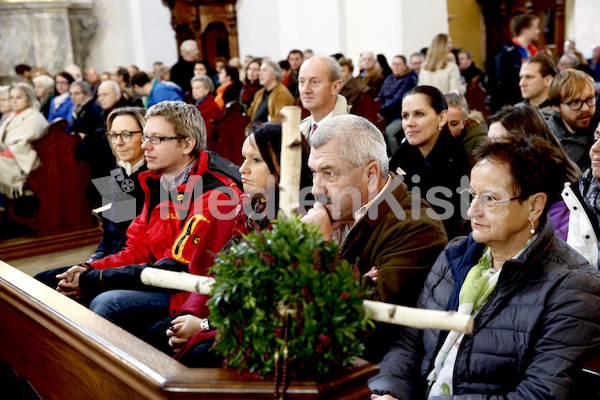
[
  {"xmin": 210, "ymin": 102, "xmax": 249, "ymax": 167},
  {"xmin": 464, "ymin": 76, "xmax": 489, "ymax": 118},
  {"xmin": 350, "ymin": 89, "xmax": 385, "ymax": 132},
  {"xmin": 0, "ymin": 261, "xmax": 377, "ymax": 399},
  {"xmin": 11, "ymin": 118, "xmax": 94, "ymax": 236}
]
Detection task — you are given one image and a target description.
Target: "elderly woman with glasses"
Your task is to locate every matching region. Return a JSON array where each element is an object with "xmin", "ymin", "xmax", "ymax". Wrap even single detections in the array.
[{"xmin": 369, "ymin": 134, "xmax": 600, "ymax": 400}]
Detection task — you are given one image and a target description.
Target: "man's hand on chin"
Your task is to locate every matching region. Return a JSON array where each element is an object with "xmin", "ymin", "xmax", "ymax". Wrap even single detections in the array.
[{"xmin": 300, "ymin": 202, "xmax": 335, "ymax": 241}]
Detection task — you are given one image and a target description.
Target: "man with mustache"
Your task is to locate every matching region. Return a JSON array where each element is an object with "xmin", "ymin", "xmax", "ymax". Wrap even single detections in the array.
[
  {"xmin": 301, "ymin": 115, "xmax": 448, "ymax": 363},
  {"xmin": 548, "ymin": 69, "xmax": 599, "ymax": 169}
]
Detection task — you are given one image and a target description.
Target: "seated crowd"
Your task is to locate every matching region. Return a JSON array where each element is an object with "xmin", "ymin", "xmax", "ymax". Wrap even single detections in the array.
[{"xmin": 2, "ymin": 18, "xmax": 600, "ymax": 399}]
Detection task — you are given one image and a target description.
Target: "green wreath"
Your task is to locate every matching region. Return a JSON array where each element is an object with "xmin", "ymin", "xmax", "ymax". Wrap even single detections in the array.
[{"xmin": 207, "ymin": 215, "xmax": 372, "ymax": 378}]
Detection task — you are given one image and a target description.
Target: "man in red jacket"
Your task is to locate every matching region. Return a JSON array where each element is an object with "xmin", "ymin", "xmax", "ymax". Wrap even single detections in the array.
[{"xmin": 57, "ymin": 101, "xmax": 241, "ymax": 338}]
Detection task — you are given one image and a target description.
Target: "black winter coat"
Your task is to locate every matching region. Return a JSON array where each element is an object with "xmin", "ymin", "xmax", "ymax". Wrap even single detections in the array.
[
  {"xmin": 369, "ymin": 218, "xmax": 600, "ymax": 399},
  {"xmin": 389, "ymin": 129, "xmax": 471, "ymax": 239}
]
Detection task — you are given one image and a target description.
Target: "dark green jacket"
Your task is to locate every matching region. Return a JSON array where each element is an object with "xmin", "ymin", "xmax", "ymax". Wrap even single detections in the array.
[{"xmin": 460, "ymin": 120, "xmax": 487, "ymax": 155}]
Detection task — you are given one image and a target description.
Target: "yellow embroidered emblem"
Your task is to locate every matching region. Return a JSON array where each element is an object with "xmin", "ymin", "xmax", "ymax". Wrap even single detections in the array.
[
  {"xmin": 177, "ymin": 193, "xmax": 184, "ymax": 201},
  {"xmin": 172, "ymin": 214, "xmax": 210, "ymax": 263}
]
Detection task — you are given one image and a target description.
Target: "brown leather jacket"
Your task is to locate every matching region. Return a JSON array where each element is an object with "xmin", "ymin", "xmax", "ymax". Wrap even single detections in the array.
[{"xmin": 247, "ymin": 83, "xmax": 294, "ymax": 123}]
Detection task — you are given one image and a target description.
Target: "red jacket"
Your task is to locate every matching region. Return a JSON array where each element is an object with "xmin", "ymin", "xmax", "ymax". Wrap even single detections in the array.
[
  {"xmin": 196, "ymin": 94, "xmax": 224, "ymax": 148},
  {"xmin": 79, "ymin": 151, "xmax": 242, "ymax": 314}
]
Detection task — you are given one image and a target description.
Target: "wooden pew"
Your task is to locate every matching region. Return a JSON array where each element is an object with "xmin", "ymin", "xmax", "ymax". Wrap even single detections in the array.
[
  {"xmin": 464, "ymin": 76, "xmax": 490, "ymax": 118},
  {"xmin": 8, "ymin": 118, "xmax": 94, "ymax": 237},
  {"xmin": 350, "ymin": 89, "xmax": 385, "ymax": 132},
  {"xmin": 580, "ymin": 356, "xmax": 600, "ymax": 399},
  {"xmin": 209, "ymin": 101, "xmax": 250, "ymax": 167},
  {"xmin": 0, "ymin": 261, "xmax": 377, "ymax": 399}
]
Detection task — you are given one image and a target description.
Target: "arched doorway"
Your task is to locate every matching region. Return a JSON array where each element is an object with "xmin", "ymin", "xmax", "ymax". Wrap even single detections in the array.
[
  {"xmin": 163, "ymin": 0, "xmax": 239, "ymax": 64},
  {"xmin": 203, "ymin": 21, "xmax": 230, "ymax": 64}
]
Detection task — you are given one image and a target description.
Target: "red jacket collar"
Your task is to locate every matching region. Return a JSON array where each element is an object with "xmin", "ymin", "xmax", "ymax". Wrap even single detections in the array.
[{"xmin": 140, "ymin": 151, "xmax": 208, "ymax": 183}]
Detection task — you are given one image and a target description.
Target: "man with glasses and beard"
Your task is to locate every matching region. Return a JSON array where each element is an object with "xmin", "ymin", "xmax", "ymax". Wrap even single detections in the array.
[{"xmin": 548, "ymin": 69, "xmax": 600, "ymax": 169}]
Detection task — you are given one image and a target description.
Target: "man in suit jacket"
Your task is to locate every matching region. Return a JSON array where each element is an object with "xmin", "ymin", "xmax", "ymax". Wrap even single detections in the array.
[{"xmin": 298, "ymin": 56, "xmax": 348, "ymax": 139}]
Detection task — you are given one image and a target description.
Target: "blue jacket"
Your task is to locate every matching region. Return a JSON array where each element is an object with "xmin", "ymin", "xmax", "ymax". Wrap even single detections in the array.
[
  {"xmin": 148, "ymin": 80, "xmax": 185, "ymax": 108},
  {"xmin": 377, "ymin": 70, "xmax": 418, "ymax": 121},
  {"xmin": 369, "ymin": 218, "xmax": 600, "ymax": 399},
  {"xmin": 47, "ymin": 95, "xmax": 74, "ymax": 129}
]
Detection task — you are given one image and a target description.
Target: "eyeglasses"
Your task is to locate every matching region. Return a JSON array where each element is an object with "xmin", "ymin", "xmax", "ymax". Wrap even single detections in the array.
[
  {"xmin": 141, "ymin": 135, "xmax": 185, "ymax": 145},
  {"xmin": 561, "ymin": 96, "xmax": 596, "ymax": 111},
  {"xmin": 106, "ymin": 130, "xmax": 142, "ymax": 143},
  {"xmin": 460, "ymin": 188, "xmax": 520, "ymax": 208}
]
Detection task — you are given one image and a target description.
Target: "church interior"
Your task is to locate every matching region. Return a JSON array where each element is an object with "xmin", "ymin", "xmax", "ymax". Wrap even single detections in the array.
[{"xmin": 1, "ymin": 0, "xmax": 600, "ymax": 398}]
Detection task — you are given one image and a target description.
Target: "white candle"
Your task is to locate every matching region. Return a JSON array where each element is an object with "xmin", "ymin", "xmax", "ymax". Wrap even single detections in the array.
[
  {"xmin": 278, "ymin": 106, "xmax": 302, "ymax": 218},
  {"xmin": 140, "ymin": 268, "xmax": 474, "ymax": 334}
]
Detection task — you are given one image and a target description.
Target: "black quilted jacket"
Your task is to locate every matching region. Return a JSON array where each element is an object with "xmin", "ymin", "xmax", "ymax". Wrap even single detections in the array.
[{"xmin": 369, "ymin": 218, "xmax": 600, "ymax": 399}]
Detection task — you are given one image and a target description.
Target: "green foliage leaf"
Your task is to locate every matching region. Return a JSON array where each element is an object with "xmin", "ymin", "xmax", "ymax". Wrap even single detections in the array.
[{"xmin": 207, "ymin": 214, "xmax": 370, "ymax": 377}]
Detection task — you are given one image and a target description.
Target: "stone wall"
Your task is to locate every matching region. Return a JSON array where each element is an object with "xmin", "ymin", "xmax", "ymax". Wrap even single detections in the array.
[{"xmin": 0, "ymin": 0, "xmax": 97, "ymax": 81}]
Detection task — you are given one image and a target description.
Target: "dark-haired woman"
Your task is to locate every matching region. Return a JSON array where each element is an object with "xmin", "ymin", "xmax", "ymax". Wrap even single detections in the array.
[
  {"xmin": 239, "ymin": 58, "xmax": 262, "ymax": 110},
  {"xmin": 214, "ymin": 65, "xmax": 243, "ymax": 110},
  {"xmin": 193, "ymin": 60, "xmax": 215, "ymax": 79},
  {"xmin": 47, "ymin": 71, "xmax": 75, "ymax": 128},
  {"xmin": 488, "ymin": 103, "xmax": 582, "ymax": 242},
  {"xmin": 389, "ymin": 85, "xmax": 470, "ymax": 239},
  {"xmin": 371, "ymin": 134, "xmax": 600, "ymax": 400},
  {"xmin": 158, "ymin": 122, "xmax": 312, "ymax": 366}
]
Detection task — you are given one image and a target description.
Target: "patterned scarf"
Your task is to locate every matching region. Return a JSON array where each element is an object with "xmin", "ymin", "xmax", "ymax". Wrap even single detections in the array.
[
  {"xmin": 231, "ymin": 193, "xmax": 272, "ymax": 244},
  {"xmin": 427, "ymin": 236, "xmax": 536, "ymax": 397}
]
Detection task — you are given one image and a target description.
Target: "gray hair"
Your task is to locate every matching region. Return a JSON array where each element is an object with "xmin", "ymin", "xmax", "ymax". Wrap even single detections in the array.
[
  {"xmin": 0, "ymin": 85, "xmax": 11, "ymax": 99},
  {"xmin": 145, "ymin": 101, "xmax": 206, "ymax": 157},
  {"xmin": 65, "ymin": 64, "xmax": 83, "ymax": 80},
  {"xmin": 458, "ymin": 50, "xmax": 473, "ymax": 60},
  {"xmin": 191, "ymin": 75, "xmax": 215, "ymax": 93},
  {"xmin": 32, "ymin": 75, "xmax": 55, "ymax": 92},
  {"xmin": 70, "ymin": 80, "xmax": 92, "ymax": 94},
  {"xmin": 303, "ymin": 56, "xmax": 341, "ymax": 82},
  {"xmin": 325, "ymin": 56, "xmax": 342, "ymax": 81},
  {"xmin": 560, "ymin": 53, "xmax": 580, "ymax": 68},
  {"xmin": 10, "ymin": 82, "xmax": 39, "ymax": 110},
  {"xmin": 262, "ymin": 60, "xmax": 282, "ymax": 82},
  {"xmin": 180, "ymin": 39, "xmax": 198, "ymax": 57},
  {"xmin": 310, "ymin": 115, "xmax": 388, "ymax": 177},
  {"xmin": 445, "ymin": 92, "xmax": 469, "ymax": 117},
  {"xmin": 157, "ymin": 64, "xmax": 171, "ymax": 80},
  {"xmin": 101, "ymin": 79, "xmax": 122, "ymax": 96}
]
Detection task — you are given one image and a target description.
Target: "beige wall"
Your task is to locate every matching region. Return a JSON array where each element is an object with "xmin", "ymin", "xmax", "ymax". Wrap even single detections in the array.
[
  {"xmin": 571, "ymin": 0, "xmax": 600, "ymax": 58},
  {"xmin": 447, "ymin": 0, "xmax": 484, "ymax": 68}
]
